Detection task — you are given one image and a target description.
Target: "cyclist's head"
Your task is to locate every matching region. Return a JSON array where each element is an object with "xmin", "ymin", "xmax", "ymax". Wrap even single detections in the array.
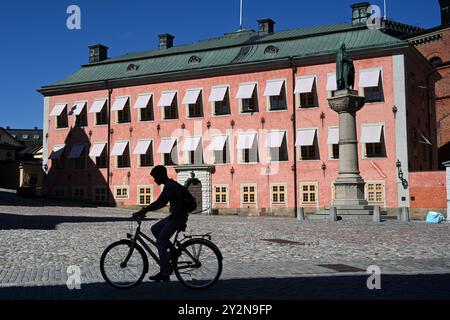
[{"xmin": 150, "ymin": 165, "xmax": 168, "ymax": 185}]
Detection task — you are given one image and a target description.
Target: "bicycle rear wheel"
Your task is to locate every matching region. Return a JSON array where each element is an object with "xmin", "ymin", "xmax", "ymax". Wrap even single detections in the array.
[
  {"xmin": 100, "ymin": 240, "xmax": 148, "ymax": 289},
  {"xmin": 173, "ymin": 238, "xmax": 222, "ymax": 289}
]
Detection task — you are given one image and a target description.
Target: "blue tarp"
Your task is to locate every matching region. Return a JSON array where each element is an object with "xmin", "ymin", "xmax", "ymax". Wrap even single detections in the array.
[{"xmin": 425, "ymin": 212, "xmax": 445, "ymax": 224}]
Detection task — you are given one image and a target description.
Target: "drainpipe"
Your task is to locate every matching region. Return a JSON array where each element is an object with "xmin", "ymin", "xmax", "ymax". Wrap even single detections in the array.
[
  {"xmin": 106, "ymin": 81, "xmax": 113, "ymax": 206},
  {"xmin": 289, "ymin": 57, "xmax": 298, "ymax": 218}
]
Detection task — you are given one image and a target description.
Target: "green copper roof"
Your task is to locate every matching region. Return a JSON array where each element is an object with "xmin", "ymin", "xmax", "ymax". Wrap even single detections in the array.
[{"xmin": 42, "ymin": 23, "xmax": 408, "ymax": 90}]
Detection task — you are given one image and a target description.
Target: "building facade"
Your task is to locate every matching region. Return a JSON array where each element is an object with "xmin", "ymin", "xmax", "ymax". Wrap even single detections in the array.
[
  {"xmin": 408, "ymin": 0, "xmax": 450, "ymax": 169},
  {"xmin": 39, "ymin": 8, "xmax": 439, "ymax": 216}
]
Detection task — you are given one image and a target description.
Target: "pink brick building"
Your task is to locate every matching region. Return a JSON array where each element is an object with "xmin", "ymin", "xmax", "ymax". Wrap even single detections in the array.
[{"xmin": 38, "ymin": 8, "xmax": 440, "ymax": 217}]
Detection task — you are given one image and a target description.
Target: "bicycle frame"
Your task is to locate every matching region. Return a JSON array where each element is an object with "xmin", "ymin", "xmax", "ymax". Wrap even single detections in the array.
[{"xmin": 123, "ymin": 220, "xmax": 209, "ymax": 271}]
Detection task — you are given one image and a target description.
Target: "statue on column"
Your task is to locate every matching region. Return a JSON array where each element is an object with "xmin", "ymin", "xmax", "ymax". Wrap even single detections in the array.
[{"xmin": 336, "ymin": 42, "xmax": 355, "ymax": 90}]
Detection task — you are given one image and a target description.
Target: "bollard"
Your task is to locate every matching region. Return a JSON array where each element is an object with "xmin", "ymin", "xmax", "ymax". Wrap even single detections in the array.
[
  {"xmin": 330, "ymin": 206, "xmax": 338, "ymax": 222},
  {"xmin": 401, "ymin": 207, "xmax": 410, "ymax": 223},
  {"xmin": 297, "ymin": 207, "xmax": 305, "ymax": 221},
  {"xmin": 373, "ymin": 206, "xmax": 381, "ymax": 223}
]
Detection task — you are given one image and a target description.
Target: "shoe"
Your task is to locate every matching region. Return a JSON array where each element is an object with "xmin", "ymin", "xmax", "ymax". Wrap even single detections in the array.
[{"xmin": 149, "ymin": 272, "xmax": 170, "ymax": 282}]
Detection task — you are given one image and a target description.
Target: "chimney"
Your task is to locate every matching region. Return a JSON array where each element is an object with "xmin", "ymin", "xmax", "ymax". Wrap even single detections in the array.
[
  {"xmin": 351, "ymin": 2, "xmax": 370, "ymax": 26},
  {"xmin": 258, "ymin": 19, "xmax": 275, "ymax": 35},
  {"xmin": 89, "ymin": 44, "xmax": 108, "ymax": 63},
  {"xmin": 159, "ymin": 34, "xmax": 174, "ymax": 50},
  {"xmin": 440, "ymin": 0, "xmax": 450, "ymax": 26}
]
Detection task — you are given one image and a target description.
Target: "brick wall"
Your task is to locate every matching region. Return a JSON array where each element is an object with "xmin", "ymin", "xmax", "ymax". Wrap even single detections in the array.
[{"xmin": 409, "ymin": 171, "xmax": 446, "ymax": 219}]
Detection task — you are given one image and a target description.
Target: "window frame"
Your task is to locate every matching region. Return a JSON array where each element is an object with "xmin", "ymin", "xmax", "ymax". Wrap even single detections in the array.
[
  {"xmin": 270, "ymin": 183, "xmax": 288, "ymax": 206},
  {"xmin": 116, "ymin": 96, "xmax": 132, "ymax": 124},
  {"xmin": 116, "ymin": 141, "xmax": 131, "ymax": 168},
  {"xmin": 213, "ymin": 185, "xmax": 229, "ymax": 206},
  {"xmin": 299, "ymin": 182, "xmax": 319, "ymax": 207},
  {"xmin": 93, "ymin": 186, "xmax": 107, "ymax": 202},
  {"xmin": 162, "ymin": 91, "xmax": 179, "ymax": 121},
  {"xmin": 241, "ymin": 184, "xmax": 257, "ymax": 206},
  {"xmin": 185, "ymin": 88, "xmax": 204, "ymax": 119},
  {"xmin": 211, "ymin": 85, "xmax": 231, "ymax": 117},
  {"xmin": 137, "ymin": 94, "xmax": 155, "ymax": 122},
  {"xmin": 266, "ymin": 79, "xmax": 288, "ymax": 112},
  {"xmin": 137, "ymin": 185, "xmax": 153, "ymax": 206},
  {"xmin": 114, "ymin": 186, "xmax": 130, "ymax": 200},
  {"xmin": 238, "ymin": 82, "xmax": 259, "ymax": 115},
  {"xmin": 365, "ymin": 181, "xmax": 386, "ymax": 207}
]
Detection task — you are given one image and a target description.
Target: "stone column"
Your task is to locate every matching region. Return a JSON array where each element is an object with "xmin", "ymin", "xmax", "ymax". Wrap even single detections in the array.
[{"xmin": 328, "ymin": 89, "xmax": 370, "ymax": 215}]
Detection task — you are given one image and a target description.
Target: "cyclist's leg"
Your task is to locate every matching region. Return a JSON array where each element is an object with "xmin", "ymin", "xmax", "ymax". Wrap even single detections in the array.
[{"xmin": 155, "ymin": 219, "xmax": 179, "ymax": 275}]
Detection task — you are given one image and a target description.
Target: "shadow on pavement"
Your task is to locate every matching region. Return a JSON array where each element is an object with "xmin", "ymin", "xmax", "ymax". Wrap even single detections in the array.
[
  {"xmin": 1, "ymin": 274, "xmax": 450, "ymax": 300},
  {"xmin": 0, "ymin": 190, "xmax": 103, "ymax": 208},
  {"xmin": 0, "ymin": 213, "xmax": 157, "ymax": 230}
]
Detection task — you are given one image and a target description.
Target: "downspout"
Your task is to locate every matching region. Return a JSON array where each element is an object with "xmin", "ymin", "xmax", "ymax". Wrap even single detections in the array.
[
  {"xmin": 106, "ymin": 81, "xmax": 113, "ymax": 206},
  {"xmin": 289, "ymin": 57, "xmax": 298, "ymax": 218}
]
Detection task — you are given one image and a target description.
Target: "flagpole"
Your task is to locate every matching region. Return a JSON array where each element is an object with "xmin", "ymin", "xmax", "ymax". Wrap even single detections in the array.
[{"xmin": 240, "ymin": 0, "xmax": 243, "ymax": 29}]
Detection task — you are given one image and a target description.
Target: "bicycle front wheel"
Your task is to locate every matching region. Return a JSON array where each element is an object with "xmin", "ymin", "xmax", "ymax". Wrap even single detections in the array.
[
  {"xmin": 100, "ymin": 240, "xmax": 148, "ymax": 289},
  {"xmin": 174, "ymin": 239, "xmax": 222, "ymax": 289}
]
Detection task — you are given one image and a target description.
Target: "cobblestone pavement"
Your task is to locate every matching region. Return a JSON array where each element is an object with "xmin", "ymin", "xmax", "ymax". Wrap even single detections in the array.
[{"xmin": 1, "ymin": 190, "xmax": 450, "ymax": 300}]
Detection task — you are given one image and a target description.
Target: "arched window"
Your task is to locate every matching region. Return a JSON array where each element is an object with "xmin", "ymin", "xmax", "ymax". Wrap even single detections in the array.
[{"xmin": 430, "ymin": 57, "xmax": 443, "ymax": 67}]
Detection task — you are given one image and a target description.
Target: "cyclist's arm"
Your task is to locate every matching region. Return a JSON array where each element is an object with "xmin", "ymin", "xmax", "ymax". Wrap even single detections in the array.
[{"xmin": 141, "ymin": 192, "xmax": 170, "ymax": 214}]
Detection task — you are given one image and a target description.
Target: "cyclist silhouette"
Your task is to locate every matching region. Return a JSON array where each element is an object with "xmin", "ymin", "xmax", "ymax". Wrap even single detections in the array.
[{"xmin": 133, "ymin": 165, "xmax": 190, "ymax": 282}]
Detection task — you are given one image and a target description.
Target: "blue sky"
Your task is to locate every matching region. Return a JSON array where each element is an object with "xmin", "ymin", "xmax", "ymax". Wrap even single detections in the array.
[{"xmin": 0, "ymin": 0, "xmax": 441, "ymax": 129}]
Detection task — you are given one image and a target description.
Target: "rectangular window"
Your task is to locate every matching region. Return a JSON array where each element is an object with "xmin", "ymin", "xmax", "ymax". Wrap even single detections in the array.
[
  {"xmin": 96, "ymin": 148, "xmax": 107, "ymax": 168},
  {"xmin": 118, "ymin": 102, "xmax": 131, "ymax": 123},
  {"xmin": 115, "ymin": 187, "xmax": 129, "ymax": 199},
  {"xmin": 364, "ymin": 84, "xmax": 384, "ymax": 103},
  {"xmin": 117, "ymin": 146, "xmax": 130, "ymax": 168},
  {"xmin": 300, "ymin": 91, "xmax": 317, "ymax": 108},
  {"xmin": 214, "ymin": 91, "xmax": 230, "ymax": 115},
  {"xmin": 242, "ymin": 185, "xmax": 256, "ymax": 205},
  {"xmin": 331, "ymin": 144, "xmax": 339, "ymax": 159},
  {"xmin": 57, "ymin": 107, "xmax": 68, "ymax": 128},
  {"xmin": 140, "ymin": 99, "xmax": 154, "ymax": 121},
  {"xmin": 271, "ymin": 185, "xmax": 287, "ymax": 205},
  {"xmin": 163, "ymin": 142, "xmax": 178, "ymax": 166},
  {"xmin": 164, "ymin": 98, "xmax": 178, "ymax": 120},
  {"xmin": 365, "ymin": 143, "xmax": 383, "ymax": 158},
  {"xmin": 300, "ymin": 145, "xmax": 318, "ymax": 160},
  {"xmin": 94, "ymin": 187, "xmax": 107, "ymax": 202},
  {"xmin": 214, "ymin": 142, "xmax": 229, "ymax": 164},
  {"xmin": 96, "ymin": 107, "xmax": 108, "ymax": 125},
  {"xmin": 270, "ymin": 138, "xmax": 288, "ymax": 162},
  {"xmin": 301, "ymin": 183, "xmax": 318, "ymax": 205},
  {"xmin": 365, "ymin": 182, "xmax": 385, "ymax": 205},
  {"xmin": 140, "ymin": 146, "xmax": 154, "ymax": 167},
  {"xmin": 138, "ymin": 186, "xmax": 152, "ymax": 206},
  {"xmin": 75, "ymin": 108, "xmax": 88, "ymax": 127},
  {"xmin": 54, "ymin": 188, "xmax": 65, "ymax": 198},
  {"xmin": 269, "ymin": 84, "xmax": 287, "ymax": 111},
  {"xmin": 73, "ymin": 188, "xmax": 85, "ymax": 200},
  {"xmin": 188, "ymin": 99, "xmax": 203, "ymax": 118},
  {"xmin": 214, "ymin": 186, "xmax": 228, "ymax": 204},
  {"xmin": 242, "ymin": 91, "xmax": 258, "ymax": 113}
]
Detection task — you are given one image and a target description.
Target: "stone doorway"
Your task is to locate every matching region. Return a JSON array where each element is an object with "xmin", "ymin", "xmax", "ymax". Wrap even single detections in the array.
[{"xmin": 186, "ymin": 178, "xmax": 202, "ymax": 213}]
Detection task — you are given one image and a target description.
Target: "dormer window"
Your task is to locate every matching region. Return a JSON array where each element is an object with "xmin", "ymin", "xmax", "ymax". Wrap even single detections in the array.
[
  {"xmin": 188, "ymin": 55, "xmax": 201, "ymax": 64},
  {"xmin": 127, "ymin": 64, "xmax": 140, "ymax": 72},
  {"xmin": 264, "ymin": 45, "xmax": 279, "ymax": 55}
]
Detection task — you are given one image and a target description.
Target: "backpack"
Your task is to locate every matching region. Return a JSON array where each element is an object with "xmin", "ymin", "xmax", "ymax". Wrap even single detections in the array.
[{"xmin": 181, "ymin": 186, "xmax": 198, "ymax": 213}]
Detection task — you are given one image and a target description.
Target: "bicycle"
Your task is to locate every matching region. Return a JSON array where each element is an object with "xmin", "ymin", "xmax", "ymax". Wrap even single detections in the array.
[{"xmin": 100, "ymin": 216, "xmax": 223, "ymax": 290}]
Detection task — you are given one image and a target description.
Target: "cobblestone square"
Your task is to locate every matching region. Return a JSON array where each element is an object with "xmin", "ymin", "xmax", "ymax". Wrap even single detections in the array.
[{"xmin": 1, "ymin": 191, "xmax": 450, "ymax": 300}]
